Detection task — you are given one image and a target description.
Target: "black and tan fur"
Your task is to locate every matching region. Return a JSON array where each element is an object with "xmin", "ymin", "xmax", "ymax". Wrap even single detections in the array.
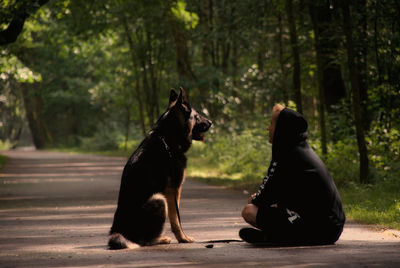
[{"xmin": 108, "ymin": 87, "xmax": 212, "ymax": 249}]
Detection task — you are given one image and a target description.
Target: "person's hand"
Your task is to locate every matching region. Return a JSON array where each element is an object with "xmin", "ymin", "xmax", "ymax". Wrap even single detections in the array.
[{"xmin": 248, "ymin": 193, "xmax": 257, "ymax": 204}]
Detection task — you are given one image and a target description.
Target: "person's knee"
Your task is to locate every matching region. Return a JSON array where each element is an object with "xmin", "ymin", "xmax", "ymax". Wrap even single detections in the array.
[
  {"xmin": 241, "ymin": 205, "xmax": 251, "ymax": 220},
  {"xmin": 242, "ymin": 204, "xmax": 258, "ymax": 226}
]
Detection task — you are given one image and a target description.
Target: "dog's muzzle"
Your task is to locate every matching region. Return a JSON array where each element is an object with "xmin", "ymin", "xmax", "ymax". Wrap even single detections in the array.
[{"xmin": 192, "ymin": 120, "xmax": 212, "ymax": 141}]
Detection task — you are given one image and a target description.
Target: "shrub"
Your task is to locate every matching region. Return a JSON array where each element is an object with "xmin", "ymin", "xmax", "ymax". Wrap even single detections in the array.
[
  {"xmin": 0, "ymin": 155, "xmax": 8, "ymax": 169},
  {"xmin": 322, "ymin": 140, "xmax": 360, "ymax": 186},
  {"xmin": 79, "ymin": 130, "xmax": 121, "ymax": 151},
  {"xmin": 190, "ymin": 128, "xmax": 271, "ymax": 185}
]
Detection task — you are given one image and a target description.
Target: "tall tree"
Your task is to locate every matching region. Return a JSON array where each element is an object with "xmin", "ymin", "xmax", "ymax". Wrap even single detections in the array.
[
  {"xmin": 168, "ymin": 0, "xmax": 197, "ymax": 86},
  {"xmin": 20, "ymin": 83, "xmax": 52, "ymax": 148},
  {"xmin": 308, "ymin": 1, "xmax": 346, "ymax": 112},
  {"xmin": 0, "ymin": 0, "xmax": 49, "ymax": 46},
  {"xmin": 315, "ymin": 50, "xmax": 328, "ymax": 155},
  {"xmin": 277, "ymin": 11, "xmax": 289, "ymax": 106},
  {"xmin": 285, "ymin": 0, "xmax": 303, "ymax": 114},
  {"xmin": 197, "ymin": 0, "xmax": 211, "ymax": 105},
  {"xmin": 341, "ymin": 1, "xmax": 369, "ymax": 183},
  {"xmin": 120, "ymin": 9, "xmax": 147, "ymax": 136}
]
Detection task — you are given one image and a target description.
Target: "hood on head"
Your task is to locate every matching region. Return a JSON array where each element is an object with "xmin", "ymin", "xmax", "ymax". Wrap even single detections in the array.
[{"xmin": 272, "ymin": 108, "xmax": 308, "ymax": 160}]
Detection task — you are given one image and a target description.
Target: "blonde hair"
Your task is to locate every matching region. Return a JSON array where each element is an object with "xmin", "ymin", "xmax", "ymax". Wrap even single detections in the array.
[{"xmin": 272, "ymin": 103, "xmax": 285, "ymax": 115}]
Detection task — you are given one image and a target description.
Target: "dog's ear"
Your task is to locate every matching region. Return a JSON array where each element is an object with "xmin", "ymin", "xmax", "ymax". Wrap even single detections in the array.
[
  {"xmin": 177, "ymin": 87, "xmax": 189, "ymax": 105},
  {"xmin": 169, "ymin": 89, "xmax": 178, "ymax": 106}
]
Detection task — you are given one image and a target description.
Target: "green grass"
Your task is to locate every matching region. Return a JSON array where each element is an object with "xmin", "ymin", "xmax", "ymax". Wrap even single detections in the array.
[
  {"xmin": 0, "ymin": 155, "xmax": 8, "ymax": 169},
  {"xmin": 186, "ymin": 153, "xmax": 257, "ymax": 190},
  {"xmin": 46, "ymin": 147, "xmax": 131, "ymax": 158},
  {"xmin": 186, "ymin": 152, "xmax": 400, "ymax": 230},
  {"xmin": 186, "ymin": 151, "xmax": 261, "ymax": 192},
  {"xmin": 339, "ymin": 178, "xmax": 400, "ymax": 230}
]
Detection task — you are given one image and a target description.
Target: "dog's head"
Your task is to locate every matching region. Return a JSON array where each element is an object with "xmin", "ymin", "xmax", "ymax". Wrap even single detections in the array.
[{"xmin": 165, "ymin": 87, "xmax": 212, "ymax": 149}]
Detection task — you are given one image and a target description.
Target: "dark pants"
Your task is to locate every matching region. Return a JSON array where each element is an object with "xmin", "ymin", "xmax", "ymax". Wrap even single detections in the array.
[{"xmin": 256, "ymin": 206, "xmax": 343, "ymax": 245}]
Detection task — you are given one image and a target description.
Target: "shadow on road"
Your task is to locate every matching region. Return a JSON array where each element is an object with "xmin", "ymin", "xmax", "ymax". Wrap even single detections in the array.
[{"xmin": 0, "ymin": 150, "xmax": 399, "ymax": 267}]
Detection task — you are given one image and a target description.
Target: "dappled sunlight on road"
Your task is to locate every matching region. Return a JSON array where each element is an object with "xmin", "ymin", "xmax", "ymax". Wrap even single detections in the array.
[{"xmin": 0, "ymin": 150, "xmax": 399, "ymax": 267}]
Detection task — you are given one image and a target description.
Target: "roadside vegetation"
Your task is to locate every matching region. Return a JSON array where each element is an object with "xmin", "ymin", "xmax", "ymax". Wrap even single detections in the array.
[
  {"xmin": 0, "ymin": 155, "xmax": 7, "ymax": 169},
  {"xmin": 185, "ymin": 124, "xmax": 400, "ymax": 230}
]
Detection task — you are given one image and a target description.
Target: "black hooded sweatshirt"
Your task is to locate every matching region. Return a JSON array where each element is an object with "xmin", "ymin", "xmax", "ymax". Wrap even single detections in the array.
[{"xmin": 252, "ymin": 108, "xmax": 345, "ymax": 232}]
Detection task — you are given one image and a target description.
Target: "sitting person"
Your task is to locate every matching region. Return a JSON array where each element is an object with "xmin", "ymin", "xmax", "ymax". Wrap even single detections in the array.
[{"xmin": 240, "ymin": 104, "xmax": 345, "ymax": 245}]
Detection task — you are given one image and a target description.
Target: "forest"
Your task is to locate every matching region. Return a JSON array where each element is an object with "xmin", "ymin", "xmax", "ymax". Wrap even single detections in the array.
[{"xmin": 1, "ymin": 0, "xmax": 400, "ymax": 220}]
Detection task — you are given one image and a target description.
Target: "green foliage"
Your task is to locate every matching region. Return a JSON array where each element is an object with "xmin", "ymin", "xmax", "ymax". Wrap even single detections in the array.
[
  {"xmin": 0, "ymin": 154, "xmax": 8, "ymax": 169},
  {"xmin": 187, "ymin": 125, "xmax": 271, "ymax": 191},
  {"xmin": 79, "ymin": 131, "xmax": 120, "ymax": 152},
  {"xmin": 368, "ymin": 122, "xmax": 400, "ymax": 173},
  {"xmin": 0, "ymin": 53, "xmax": 42, "ymax": 83},
  {"xmin": 340, "ymin": 172, "xmax": 400, "ymax": 229},
  {"xmin": 315, "ymin": 140, "xmax": 360, "ymax": 186},
  {"xmin": 0, "ymin": 52, "xmax": 29, "ymax": 146},
  {"xmin": 171, "ymin": 0, "xmax": 199, "ymax": 30},
  {"xmin": 188, "ymin": 128, "xmax": 400, "ymax": 229},
  {"xmin": 190, "ymin": 126, "xmax": 363, "ymax": 189}
]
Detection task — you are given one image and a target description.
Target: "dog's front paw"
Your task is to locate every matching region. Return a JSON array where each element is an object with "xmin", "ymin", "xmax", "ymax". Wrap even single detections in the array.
[
  {"xmin": 156, "ymin": 236, "xmax": 172, "ymax": 245},
  {"xmin": 178, "ymin": 235, "xmax": 195, "ymax": 243}
]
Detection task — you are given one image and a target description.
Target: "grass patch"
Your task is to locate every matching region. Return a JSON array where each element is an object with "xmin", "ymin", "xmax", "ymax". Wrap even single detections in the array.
[
  {"xmin": 186, "ymin": 144, "xmax": 400, "ymax": 230},
  {"xmin": 186, "ymin": 153, "xmax": 261, "ymax": 192},
  {"xmin": 46, "ymin": 147, "xmax": 131, "ymax": 158},
  {"xmin": 340, "ymin": 177, "xmax": 400, "ymax": 230},
  {"xmin": 0, "ymin": 155, "xmax": 8, "ymax": 169}
]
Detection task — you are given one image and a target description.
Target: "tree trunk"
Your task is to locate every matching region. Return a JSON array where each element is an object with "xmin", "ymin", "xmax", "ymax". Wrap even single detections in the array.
[
  {"xmin": 355, "ymin": 0, "xmax": 369, "ymax": 129},
  {"xmin": 285, "ymin": 0, "xmax": 303, "ymax": 114},
  {"xmin": 120, "ymin": 13, "xmax": 147, "ymax": 136},
  {"xmin": 308, "ymin": 1, "xmax": 346, "ymax": 112},
  {"xmin": 221, "ymin": 43, "xmax": 230, "ymax": 74},
  {"xmin": 228, "ymin": 5, "xmax": 239, "ymax": 96},
  {"xmin": 316, "ymin": 50, "xmax": 328, "ymax": 155},
  {"xmin": 134, "ymin": 67, "xmax": 147, "ymax": 136},
  {"xmin": 21, "ymin": 83, "xmax": 52, "ymax": 149},
  {"xmin": 140, "ymin": 56, "xmax": 154, "ymax": 129},
  {"xmin": 232, "ymin": 39, "xmax": 239, "ymax": 92},
  {"xmin": 146, "ymin": 30, "xmax": 160, "ymax": 120},
  {"xmin": 209, "ymin": 0, "xmax": 216, "ymax": 67},
  {"xmin": 341, "ymin": 1, "xmax": 369, "ymax": 183},
  {"xmin": 133, "ymin": 28, "xmax": 154, "ymax": 129},
  {"xmin": 0, "ymin": 0, "xmax": 49, "ymax": 46},
  {"xmin": 200, "ymin": 0, "xmax": 210, "ymax": 68},
  {"xmin": 277, "ymin": 12, "xmax": 289, "ymax": 106},
  {"xmin": 123, "ymin": 106, "xmax": 130, "ymax": 151},
  {"xmin": 257, "ymin": 45, "xmax": 266, "ymax": 73},
  {"xmin": 196, "ymin": 0, "xmax": 211, "ymax": 107},
  {"xmin": 168, "ymin": 8, "xmax": 197, "ymax": 85},
  {"xmin": 308, "ymin": 2, "xmax": 329, "ymax": 154},
  {"xmin": 373, "ymin": 2, "xmax": 383, "ymax": 85}
]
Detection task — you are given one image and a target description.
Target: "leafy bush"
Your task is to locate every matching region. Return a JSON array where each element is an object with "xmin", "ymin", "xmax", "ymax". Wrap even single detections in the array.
[
  {"xmin": 0, "ymin": 155, "xmax": 8, "ymax": 169},
  {"xmin": 319, "ymin": 140, "xmax": 360, "ymax": 186},
  {"xmin": 190, "ymin": 125, "xmax": 360, "ymax": 188},
  {"xmin": 0, "ymin": 140, "xmax": 12, "ymax": 150},
  {"xmin": 367, "ymin": 120, "xmax": 400, "ymax": 179},
  {"xmin": 189, "ymin": 128, "xmax": 271, "ymax": 187},
  {"xmin": 79, "ymin": 130, "xmax": 121, "ymax": 151}
]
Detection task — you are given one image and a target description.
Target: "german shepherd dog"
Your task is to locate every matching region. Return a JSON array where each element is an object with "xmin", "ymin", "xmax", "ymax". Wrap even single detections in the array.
[{"xmin": 108, "ymin": 87, "xmax": 212, "ymax": 249}]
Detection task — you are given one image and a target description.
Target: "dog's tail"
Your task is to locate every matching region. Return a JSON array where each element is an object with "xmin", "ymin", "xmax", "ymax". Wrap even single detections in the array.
[{"xmin": 108, "ymin": 233, "xmax": 139, "ymax": 250}]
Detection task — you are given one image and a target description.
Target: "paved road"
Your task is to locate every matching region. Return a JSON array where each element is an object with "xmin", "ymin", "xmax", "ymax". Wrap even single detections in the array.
[{"xmin": 0, "ymin": 149, "xmax": 399, "ymax": 267}]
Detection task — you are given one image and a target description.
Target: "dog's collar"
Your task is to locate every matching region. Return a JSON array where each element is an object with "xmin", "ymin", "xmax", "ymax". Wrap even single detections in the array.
[{"xmin": 158, "ymin": 135, "xmax": 173, "ymax": 159}]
